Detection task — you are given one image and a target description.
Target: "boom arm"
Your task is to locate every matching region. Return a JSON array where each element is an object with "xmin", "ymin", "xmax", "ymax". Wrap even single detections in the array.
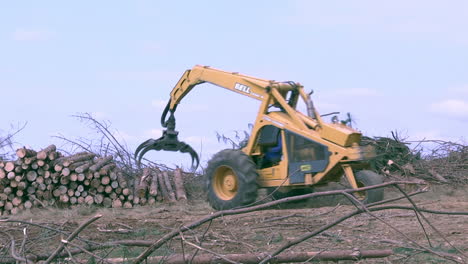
[
  {"xmin": 169, "ymin": 65, "xmax": 269, "ymax": 109},
  {"xmin": 162, "ymin": 65, "xmax": 316, "ymax": 126}
]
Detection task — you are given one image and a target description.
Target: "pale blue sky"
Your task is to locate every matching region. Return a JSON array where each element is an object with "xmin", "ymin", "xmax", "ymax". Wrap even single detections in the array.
[{"xmin": 1, "ymin": 1, "xmax": 467, "ymax": 167}]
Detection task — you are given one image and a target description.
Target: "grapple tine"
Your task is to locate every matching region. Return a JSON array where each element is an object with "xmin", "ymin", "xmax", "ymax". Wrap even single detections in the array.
[
  {"xmin": 134, "ymin": 139, "xmax": 153, "ymax": 158},
  {"xmin": 134, "ymin": 139, "xmax": 157, "ymax": 165},
  {"xmin": 178, "ymin": 142, "xmax": 200, "ymax": 170},
  {"xmin": 136, "ymin": 145, "xmax": 152, "ymax": 165},
  {"xmin": 135, "ymin": 108, "xmax": 199, "ymax": 170},
  {"xmin": 189, "ymin": 149, "xmax": 200, "ymax": 170}
]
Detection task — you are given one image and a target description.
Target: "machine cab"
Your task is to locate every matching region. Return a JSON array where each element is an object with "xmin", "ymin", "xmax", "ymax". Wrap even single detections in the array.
[{"xmin": 254, "ymin": 125, "xmax": 331, "ymax": 186}]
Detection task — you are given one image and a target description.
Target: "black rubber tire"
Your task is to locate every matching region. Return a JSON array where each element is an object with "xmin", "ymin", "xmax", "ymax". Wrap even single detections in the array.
[
  {"xmin": 267, "ymin": 187, "xmax": 313, "ymax": 201},
  {"xmin": 354, "ymin": 170, "xmax": 384, "ymax": 204},
  {"xmin": 205, "ymin": 149, "xmax": 258, "ymax": 210}
]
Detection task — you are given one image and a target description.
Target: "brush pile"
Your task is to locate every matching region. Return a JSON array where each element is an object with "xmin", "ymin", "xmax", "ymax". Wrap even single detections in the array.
[{"xmin": 362, "ymin": 135, "xmax": 467, "ymax": 184}]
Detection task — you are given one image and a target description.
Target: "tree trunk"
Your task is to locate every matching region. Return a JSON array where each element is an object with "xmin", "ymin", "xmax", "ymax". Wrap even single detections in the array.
[
  {"xmin": 112, "ymin": 199, "xmax": 122, "ymax": 208},
  {"xmin": 36, "ymin": 144, "xmax": 57, "ymax": 160},
  {"xmin": 63, "ymin": 153, "xmax": 95, "ymax": 167},
  {"xmin": 4, "ymin": 161, "xmax": 15, "ymax": 172},
  {"xmin": 136, "ymin": 168, "xmax": 151, "ymax": 198},
  {"xmin": 26, "ymin": 170, "xmax": 38, "ymax": 182},
  {"xmin": 163, "ymin": 171, "xmax": 176, "ymax": 201},
  {"xmin": 149, "ymin": 170, "xmax": 159, "ymax": 197},
  {"xmin": 89, "ymin": 156, "xmax": 113, "ymax": 172},
  {"xmin": 99, "ymin": 163, "xmax": 116, "ymax": 175},
  {"xmin": 173, "ymin": 168, "xmax": 187, "ymax": 200},
  {"xmin": 156, "ymin": 172, "xmax": 171, "ymax": 201},
  {"xmin": 16, "ymin": 147, "xmax": 37, "ymax": 159},
  {"xmin": 106, "ymin": 250, "xmax": 394, "ymax": 264}
]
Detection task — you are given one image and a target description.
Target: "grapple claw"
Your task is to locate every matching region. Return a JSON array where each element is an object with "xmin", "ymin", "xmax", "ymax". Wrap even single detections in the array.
[{"xmin": 134, "ymin": 109, "xmax": 200, "ymax": 169}]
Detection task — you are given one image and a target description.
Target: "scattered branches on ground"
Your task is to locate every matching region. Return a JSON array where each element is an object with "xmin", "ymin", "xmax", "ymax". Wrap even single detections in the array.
[{"xmin": 0, "ymin": 182, "xmax": 467, "ymax": 263}]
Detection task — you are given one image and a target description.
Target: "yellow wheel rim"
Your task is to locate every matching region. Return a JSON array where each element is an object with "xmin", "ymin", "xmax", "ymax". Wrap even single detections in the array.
[{"xmin": 213, "ymin": 166, "xmax": 238, "ymax": 200}]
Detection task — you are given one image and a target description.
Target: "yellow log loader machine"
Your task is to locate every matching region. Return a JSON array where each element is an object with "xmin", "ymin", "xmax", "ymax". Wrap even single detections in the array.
[{"xmin": 135, "ymin": 65, "xmax": 383, "ymax": 210}]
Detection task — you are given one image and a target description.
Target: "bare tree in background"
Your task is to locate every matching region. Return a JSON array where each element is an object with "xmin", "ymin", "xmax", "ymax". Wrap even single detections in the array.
[
  {"xmin": 53, "ymin": 113, "xmax": 173, "ymax": 181},
  {"xmin": 0, "ymin": 122, "xmax": 27, "ymax": 160}
]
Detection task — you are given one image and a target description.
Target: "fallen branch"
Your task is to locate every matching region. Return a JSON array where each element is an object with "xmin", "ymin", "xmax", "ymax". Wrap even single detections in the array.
[
  {"xmin": 259, "ymin": 202, "xmax": 466, "ymax": 264},
  {"xmin": 107, "ymin": 250, "xmax": 393, "ymax": 264},
  {"xmin": 179, "ymin": 231, "xmax": 239, "ymax": 264},
  {"xmin": 43, "ymin": 214, "xmax": 102, "ymax": 264},
  {"xmin": 132, "ymin": 181, "xmax": 420, "ymax": 263}
]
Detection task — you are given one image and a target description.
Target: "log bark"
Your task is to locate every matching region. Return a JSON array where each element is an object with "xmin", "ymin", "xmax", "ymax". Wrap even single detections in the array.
[
  {"xmin": 24, "ymin": 156, "xmax": 36, "ymax": 165},
  {"xmin": 147, "ymin": 197, "xmax": 156, "ymax": 205},
  {"xmin": 63, "ymin": 153, "xmax": 95, "ymax": 167},
  {"xmin": 37, "ymin": 160, "xmax": 46, "ymax": 167},
  {"xmin": 61, "ymin": 167, "xmax": 71, "ymax": 177},
  {"xmin": 0, "ymin": 193, "xmax": 8, "ymax": 201},
  {"xmin": 12, "ymin": 197, "xmax": 22, "ymax": 206},
  {"xmin": 36, "ymin": 144, "xmax": 57, "ymax": 160},
  {"xmin": 173, "ymin": 168, "xmax": 187, "ymax": 200},
  {"xmin": 104, "ymin": 185, "xmax": 113, "ymax": 194},
  {"xmin": 109, "ymin": 171, "xmax": 118, "ymax": 180},
  {"xmin": 7, "ymin": 171, "xmax": 16, "ymax": 180},
  {"xmin": 75, "ymin": 162, "xmax": 93, "ymax": 173},
  {"xmin": 4, "ymin": 161, "xmax": 15, "ymax": 172},
  {"xmin": 105, "ymin": 250, "xmax": 395, "ymax": 264},
  {"xmin": 17, "ymin": 181, "xmax": 27, "ymax": 190},
  {"xmin": 60, "ymin": 175, "xmax": 70, "ymax": 185},
  {"xmin": 117, "ymin": 172, "xmax": 128, "ymax": 188},
  {"xmin": 26, "ymin": 170, "xmax": 38, "ymax": 182},
  {"xmin": 24, "ymin": 200, "xmax": 33, "ymax": 209},
  {"xmin": 111, "ymin": 181, "xmax": 119, "ymax": 189},
  {"xmin": 101, "ymin": 176, "xmax": 110, "ymax": 185},
  {"xmin": 48, "ymin": 151, "xmax": 60, "ymax": 161},
  {"xmin": 60, "ymin": 194, "xmax": 69, "ymax": 203},
  {"xmin": 16, "ymin": 147, "xmax": 37, "ymax": 159},
  {"xmin": 163, "ymin": 171, "xmax": 176, "ymax": 201},
  {"xmin": 70, "ymin": 173, "xmax": 78, "ymax": 182},
  {"xmin": 89, "ymin": 156, "xmax": 113, "ymax": 172},
  {"xmin": 84, "ymin": 195, "xmax": 94, "ymax": 205},
  {"xmin": 51, "ymin": 157, "xmax": 67, "ymax": 167},
  {"xmin": 103, "ymin": 197, "xmax": 112, "ymax": 207},
  {"xmin": 149, "ymin": 170, "xmax": 159, "ymax": 197},
  {"xmin": 99, "ymin": 163, "xmax": 116, "ymax": 175},
  {"xmin": 122, "ymin": 188, "xmax": 130, "ymax": 196},
  {"xmin": 91, "ymin": 179, "xmax": 100, "ymax": 188},
  {"xmin": 54, "ymin": 164, "xmax": 63, "ymax": 172},
  {"xmin": 136, "ymin": 168, "xmax": 151, "ymax": 198},
  {"xmin": 94, "ymin": 194, "xmax": 104, "ymax": 204},
  {"xmin": 77, "ymin": 173, "xmax": 85, "ymax": 182},
  {"xmin": 68, "ymin": 160, "xmax": 92, "ymax": 171},
  {"xmin": 155, "ymin": 172, "xmax": 169, "ymax": 201},
  {"xmin": 112, "ymin": 199, "xmax": 122, "ymax": 208}
]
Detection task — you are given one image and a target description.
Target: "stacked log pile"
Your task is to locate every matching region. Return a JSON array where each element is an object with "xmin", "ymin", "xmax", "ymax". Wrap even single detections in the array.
[
  {"xmin": 0, "ymin": 145, "xmax": 133, "ymax": 215},
  {"xmin": 133, "ymin": 167, "xmax": 187, "ymax": 206}
]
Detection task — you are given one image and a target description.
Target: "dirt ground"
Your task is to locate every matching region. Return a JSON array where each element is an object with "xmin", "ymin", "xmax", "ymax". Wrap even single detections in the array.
[{"xmin": 1, "ymin": 183, "xmax": 467, "ymax": 263}]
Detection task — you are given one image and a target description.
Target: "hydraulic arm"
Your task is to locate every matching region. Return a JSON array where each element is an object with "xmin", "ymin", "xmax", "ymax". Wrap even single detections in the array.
[{"xmin": 134, "ymin": 65, "xmax": 320, "ymax": 168}]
